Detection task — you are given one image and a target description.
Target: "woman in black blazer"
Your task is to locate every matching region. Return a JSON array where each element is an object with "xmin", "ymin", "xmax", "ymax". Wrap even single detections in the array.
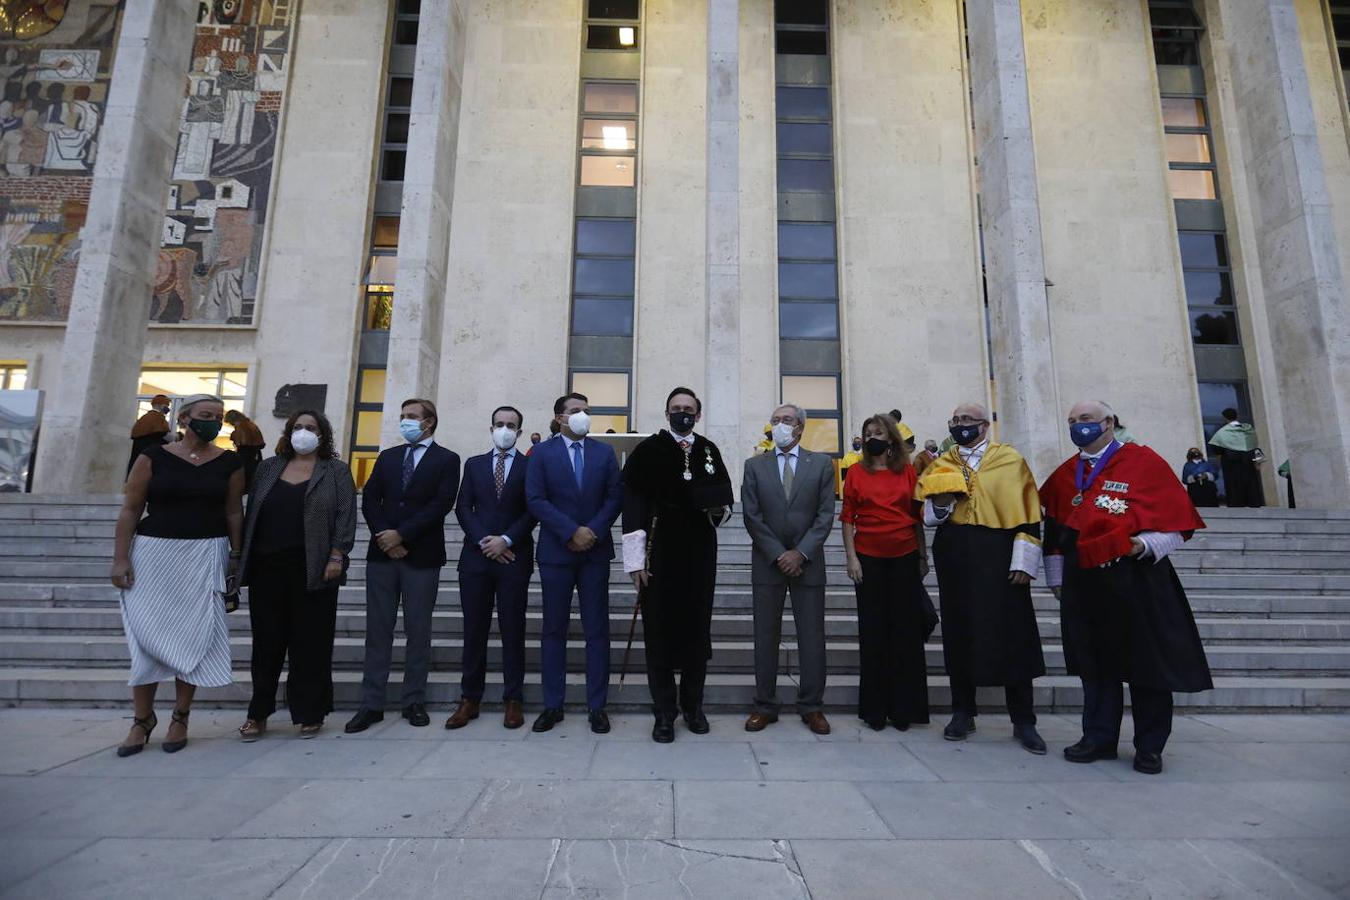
[{"xmin": 236, "ymin": 410, "xmax": 356, "ymax": 740}]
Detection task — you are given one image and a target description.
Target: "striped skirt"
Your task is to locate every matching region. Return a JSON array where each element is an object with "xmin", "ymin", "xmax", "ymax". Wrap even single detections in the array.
[{"xmin": 119, "ymin": 535, "xmax": 234, "ymax": 688}]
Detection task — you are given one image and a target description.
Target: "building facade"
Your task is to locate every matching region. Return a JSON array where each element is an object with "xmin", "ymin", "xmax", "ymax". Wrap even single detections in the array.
[{"xmin": 2, "ymin": 0, "xmax": 1348, "ymax": 504}]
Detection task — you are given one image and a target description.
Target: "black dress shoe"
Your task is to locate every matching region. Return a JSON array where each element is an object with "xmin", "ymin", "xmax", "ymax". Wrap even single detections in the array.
[
  {"xmin": 1063, "ymin": 738, "xmax": 1119, "ymax": 763},
  {"xmin": 402, "ymin": 703, "xmax": 430, "ymax": 727},
  {"xmin": 943, "ymin": 712, "xmax": 976, "ymax": 741},
  {"xmin": 864, "ymin": 719, "xmax": 886, "ymax": 732},
  {"xmin": 683, "ymin": 709, "xmax": 710, "ymax": 734},
  {"xmin": 532, "ymin": 708, "xmax": 565, "ymax": 733},
  {"xmin": 1133, "ymin": 751, "xmax": 1163, "ymax": 775},
  {"xmin": 652, "ymin": 716, "xmax": 675, "ymax": 743},
  {"xmin": 589, "ymin": 709, "xmax": 611, "ymax": 734},
  {"xmin": 1014, "ymin": 723, "xmax": 1047, "ymax": 755},
  {"xmin": 344, "ymin": 708, "xmax": 385, "ymax": 734}
]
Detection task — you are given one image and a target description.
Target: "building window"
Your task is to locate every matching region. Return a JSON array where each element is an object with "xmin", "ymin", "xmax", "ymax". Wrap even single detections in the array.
[
  {"xmin": 349, "ymin": 367, "xmax": 386, "ymax": 488},
  {"xmin": 381, "ymin": 76, "xmax": 413, "ymax": 182},
  {"xmin": 394, "ymin": 0, "xmax": 420, "ymax": 45},
  {"xmin": 137, "ymin": 368, "xmax": 249, "ymax": 447},
  {"xmin": 0, "ymin": 364, "xmax": 27, "ymax": 391},
  {"xmin": 782, "ymin": 374, "xmax": 840, "ymax": 455},
  {"xmin": 1197, "ymin": 380, "xmax": 1251, "ymax": 442},
  {"xmin": 1332, "ymin": 2, "xmax": 1350, "ymax": 108},
  {"xmin": 363, "ymin": 216, "xmax": 399, "ymax": 331},
  {"xmin": 570, "ymin": 370, "xmax": 630, "ymax": 434},
  {"xmin": 1179, "ymin": 232, "xmax": 1240, "ymax": 344}
]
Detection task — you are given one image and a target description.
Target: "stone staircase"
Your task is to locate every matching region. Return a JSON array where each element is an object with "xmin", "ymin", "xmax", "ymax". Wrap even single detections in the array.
[{"xmin": 0, "ymin": 494, "xmax": 1347, "ymax": 712}]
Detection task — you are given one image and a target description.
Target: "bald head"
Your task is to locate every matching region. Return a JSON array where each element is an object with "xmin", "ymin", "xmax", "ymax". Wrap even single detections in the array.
[
  {"xmin": 1068, "ymin": 399, "xmax": 1113, "ymax": 421},
  {"xmin": 948, "ymin": 402, "xmax": 991, "ymax": 447},
  {"xmin": 953, "ymin": 402, "xmax": 989, "ymax": 422}
]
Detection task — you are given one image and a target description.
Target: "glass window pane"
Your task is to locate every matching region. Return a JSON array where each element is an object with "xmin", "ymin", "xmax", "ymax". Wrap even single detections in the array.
[
  {"xmin": 777, "ymin": 86, "xmax": 831, "ymax": 119},
  {"xmin": 365, "ymin": 255, "xmax": 398, "ymax": 286},
  {"xmin": 382, "ymin": 149, "xmax": 407, "ymax": 181},
  {"xmin": 572, "ymin": 298, "xmax": 634, "ymax": 335},
  {"xmin": 1168, "ymin": 167, "xmax": 1217, "ymax": 200},
  {"xmin": 776, "ymin": 122, "xmax": 832, "ymax": 155},
  {"xmin": 778, "ymin": 262, "xmax": 837, "ymax": 299},
  {"xmin": 1178, "ymin": 232, "xmax": 1227, "ymax": 268},
  {"xmin": 778, "ymin": 223, "xmax": 835, "ymax": 260},
  {"xmin": 394, "ymin": 18, "xmax": 419, "ymax": 45},
  {"xmin": 776, "ymin": 29, "xmax": 828, "ymax": 54},
  {"xmin": 2, "ymin": 367, "xmax": 27, "ymax": 390},
  {"xmin": 588, "ymin": 0, "xmax": 639, "ymax": 17},
  {"xmin": 779, "ymin": 302, "xmax": 838, "ymax": 339},
  {"xmin": 372, "ymin": 216, "xmax": 400, "ymax": 249},
  {"xmin": 781, "ymin": 375, "xmax": 838, "ymax": 411},
  {"xmin": 583, "ymin": 82, "xmax": 638, "ymax": 114},
  {"xmin": 1184, "ymin": 270, "xmax": 1233, "ymax": 306},
  {"xmin": 364, "ymin": 288, "xmax": 393, "ymax": 330},
  {"xmin": 1198, "ymin": 381, "xmax": 1247, "ymax": 425},
  {"xmin": 1160, "ymin": 97, "xmax": 1206, "ymax": 128},
  {"xmin": 576, "ymin": 219, "xmax": 636, "ymax": 256},
  {"xmin": 571, "ymin": 371, "xmax": 629, "ymax": 408},
  {"xmin": 580, "ymin": 155, "xmax": 636, "ymax": 186},
  {"xmin": 1153, "ymin": 39, "xmax": 1199, "ymax": 65},
  {"xmin": 397, "ymin": 0, "xmax": 420, "ymax": 14},
  {"xmin": 1190, "ymin": 309, "xmax": 1241, "ymax": 345},
  {"xmin": 358, "ymin": 369, "xmax": 387, "ymax": 404},
  {"xmin": 777, "ymin": 158, "xmax": 834, "ymax": 192},
  {"xmin": 384, "ymin": 112, "xmax": 410, "ymax": 144},
  {"xmin": 1166, "ymin": 132, "xmax": 1211, "ymax": 163},
  {"xmin": 581, "ymin": 118, "xmax": 637, "ymax": 151},
  {"xmin": 776, "ymin": 0, "xmax": 828, "ymax": 25},
  {"xmin": 139, "ymin": 369, "xmax": 246, "ymax": 399},
  {"xmin": 355, "ymin": 411, "xmax": 382, "ymax": 447},
  {"xmin": 1149, "ymin": 8, "xmax": 1203, "ymax": 28},
  {"xmin": 350, "ymin": 452, "xmax": 379, "ymax": 489},
  {"xmin": 800, "ymin": 417, "xmax": 840, "ymax": 454},
  {"xmin": 575, "ymin": 257, "xmax": 635, "ymax": 294},
  {"xmin": 588, "ymin": 414, "xmax": 629, "ymax": 434},
  {"xmin": 388, "ymin": 77, "xmax": 414, "ymax": 108},
  {"xmin": 587, "ymin": 25, "xmax": 638, "ymax": 50}
]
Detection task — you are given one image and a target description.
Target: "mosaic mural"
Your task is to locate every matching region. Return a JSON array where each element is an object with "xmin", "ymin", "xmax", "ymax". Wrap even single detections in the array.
[
  {"xmin": 0, "ymin": 0, "xmax": 123, "ymax": 321},
  {"xmin": 151, "ymin": 0, "xmax": 295, "ymax": 326}
]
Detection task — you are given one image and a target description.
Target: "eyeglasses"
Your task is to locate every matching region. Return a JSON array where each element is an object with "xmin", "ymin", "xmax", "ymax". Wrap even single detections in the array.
[
  {"xmin": 947, "ymin": 416, "xmax": 987, "ymax": 427},
  {"xmin": 770, "ymin": 416, "xmax": 800, "ymax": 426}
]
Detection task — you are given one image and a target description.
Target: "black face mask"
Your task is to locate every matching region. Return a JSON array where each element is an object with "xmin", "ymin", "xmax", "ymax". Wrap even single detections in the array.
[
  {"xmin": 669, "ymin": 411, "xmax": 696, "ymax": 435},
  {"xmin": 864, "ymin": 438, "xmax": 891, "ymax": 457},
  {"xmin": 949, "ymin": 423, "xmax": 983, "ymax": 447}
]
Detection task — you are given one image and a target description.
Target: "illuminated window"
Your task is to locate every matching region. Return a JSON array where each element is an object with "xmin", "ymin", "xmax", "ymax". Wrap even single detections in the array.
[
  {"xmin": 0, "ymin": 364, "xmax": 27, "ymax": 390},
  {"xmin": 137, "ymin": 368, "xmax": 248, "ymax": 448}
]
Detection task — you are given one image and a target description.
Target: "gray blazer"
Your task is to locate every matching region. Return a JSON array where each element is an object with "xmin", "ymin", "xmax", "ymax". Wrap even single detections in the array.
[
  {"xmin": 239, "ymin": 455, "xmax": 358, "ymax": 591},
  {"xmin": 741, "ymin": 447, "xmax": 836, "ymax": 586}
]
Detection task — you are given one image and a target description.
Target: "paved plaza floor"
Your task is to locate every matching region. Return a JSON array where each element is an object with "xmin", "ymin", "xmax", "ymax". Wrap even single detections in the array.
[{"xmin": 0, "ymin": 708, "xmax": 1347, "ymax": 899}]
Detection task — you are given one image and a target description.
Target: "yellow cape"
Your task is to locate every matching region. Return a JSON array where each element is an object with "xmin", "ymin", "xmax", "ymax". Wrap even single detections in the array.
[{"xmin": 914, "ymin": 442, "xmax": 1041, "ymax": 529}]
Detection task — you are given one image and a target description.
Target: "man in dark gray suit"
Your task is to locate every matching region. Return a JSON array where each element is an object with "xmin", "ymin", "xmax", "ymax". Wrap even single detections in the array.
[{"xmin": 741, "ymin": 403, "xmax": 837, "ymax": 735}]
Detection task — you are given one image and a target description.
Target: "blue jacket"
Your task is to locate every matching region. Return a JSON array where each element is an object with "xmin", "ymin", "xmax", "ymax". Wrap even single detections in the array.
[
  {"xmin": 524, "ymin": 434, "xmax": 622, "ymax": 565},
  {"xmin": 362, "ymin": 441, "xmax": 461, "ymax": 568},
  {"xmin": 456, "ymin": 449, "xmax": 535, "ymax": 575}
]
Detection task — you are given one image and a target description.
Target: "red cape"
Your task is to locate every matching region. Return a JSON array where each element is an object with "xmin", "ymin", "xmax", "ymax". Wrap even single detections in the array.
[{"xmin": 1040, "ymin": 443, "xmax": 1205, "ymax": 567}]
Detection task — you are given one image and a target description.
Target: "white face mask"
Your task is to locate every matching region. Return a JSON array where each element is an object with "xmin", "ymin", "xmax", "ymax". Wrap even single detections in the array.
[
  {"xmin": 567, "ymin": 411, "xmax": 591, "ymax": 437},
  {"xmin": 290, "ymin": 428, "xmax": 320, "ymax": 455},
  {"xmin": 771, "ymin": 422, "xmax": 798, "ymax": 449},
  {"xmin": 492, "ymin": 426, "xmax": 518, "ymax": 451}
]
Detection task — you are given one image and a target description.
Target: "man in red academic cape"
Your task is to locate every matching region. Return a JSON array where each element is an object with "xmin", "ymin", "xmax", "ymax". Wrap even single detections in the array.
[{"xmin": 1040, "ymin": 400, "xmax": 1212, "ymax": 775}]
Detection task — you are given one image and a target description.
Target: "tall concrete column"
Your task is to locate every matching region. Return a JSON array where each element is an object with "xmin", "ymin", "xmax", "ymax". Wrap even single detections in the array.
[
  {"xmin": 33, "ymin": 0, "xmax": 197, "ymax": 494},
  {"xmin": 705, "ymin": 0, "xmax": 742, "ymax": 478},
  {"xmin": 1213, "ymin": 0, "xmax": 1350, "ymax": 506},
  {"xmin": 381, "ymin": 0, "xmax": 466, "ymax": 442},
  {"xmin": 964, "ymin": 0, "xmax": 1062, "ymax": 479}
]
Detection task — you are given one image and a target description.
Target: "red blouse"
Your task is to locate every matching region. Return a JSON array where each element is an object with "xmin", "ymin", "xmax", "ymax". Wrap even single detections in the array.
[{"xmin": 840, "ymin": 464, "xmax": 922, "ymax": 558}]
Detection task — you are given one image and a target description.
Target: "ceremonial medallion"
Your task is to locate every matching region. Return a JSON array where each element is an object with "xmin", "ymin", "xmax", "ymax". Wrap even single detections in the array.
[
  {"xmin": 1071, "ymin": 493, "xmax": 1083, "ymax": 506},
  {"xmin": 683, "ymin": 471, "xmax": 692, "ymax": 481}
]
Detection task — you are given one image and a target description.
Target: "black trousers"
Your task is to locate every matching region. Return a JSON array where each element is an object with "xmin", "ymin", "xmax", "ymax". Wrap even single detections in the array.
[
  {"xmin": 1081, "ymin": 679, "xmax": 1173, "ymax": 755},
  {"xmin": 247, "ymin": 548, "xmax": 339, "ymax": 724},
  {"xmin": 950, "ymin": 680, "xmax": 1036, "ymax": 726},
  {"xmin": 458, "ymin": 566, "xmax": 530, "ymax": 703},
  {"xmin": 855, "ymin": 552, "xmax": 929, "ymax": 727}
]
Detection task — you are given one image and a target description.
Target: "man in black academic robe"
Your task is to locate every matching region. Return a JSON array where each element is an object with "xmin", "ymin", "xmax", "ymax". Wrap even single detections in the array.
[{"xmin": 621, "ymin": 387, "xmax": 733, "ymax": 743}]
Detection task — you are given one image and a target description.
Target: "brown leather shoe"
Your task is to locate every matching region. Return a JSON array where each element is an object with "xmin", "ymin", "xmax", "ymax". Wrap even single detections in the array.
[
  {"xmin": 744, "ymin": 712, "xmax": 779, "ymax": 732},
  {"xmin": 503, "ymin": 700, "xmax": 524, "ymax": 730},
  {"xmin": 802, "ymin": 711, "xmax": 831, "ymax": 735},
  {"xmin": 443, "ymin": 699, "xmax": 480, "ymax": 730}
]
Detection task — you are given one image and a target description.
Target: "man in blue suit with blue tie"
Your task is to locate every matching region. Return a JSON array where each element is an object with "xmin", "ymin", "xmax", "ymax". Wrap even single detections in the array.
[
  {"xmin": 525, "ymin": 392, "xmax": 623, "ymax": 733},
  {"xmin": 345, "ymin": 399, "xmax": 460, "ymax": 734},
  {"xmin": 444, "ymin": 405, "xmax": 536, "ymax": 730}
]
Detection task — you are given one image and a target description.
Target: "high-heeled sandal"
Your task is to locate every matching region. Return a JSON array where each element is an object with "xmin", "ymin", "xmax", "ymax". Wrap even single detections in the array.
[
  {"xmin": 162, "ymin": 708, "xmax": 190, "ymax": 754},
  {"xmin": 116, "ymin": 711, "xmax": 158, "ymax": 758}
]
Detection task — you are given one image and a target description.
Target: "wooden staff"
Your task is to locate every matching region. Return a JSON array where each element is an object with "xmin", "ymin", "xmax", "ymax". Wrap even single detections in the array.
[{"xmin": 619, "ymin": 515, "xmax": 655, "ymax": 691}]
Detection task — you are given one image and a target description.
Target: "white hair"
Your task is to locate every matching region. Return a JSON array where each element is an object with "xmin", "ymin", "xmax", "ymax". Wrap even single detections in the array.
[{"xmin": 775, "ymin": 402, "xmax": 807, "ymax": 425}]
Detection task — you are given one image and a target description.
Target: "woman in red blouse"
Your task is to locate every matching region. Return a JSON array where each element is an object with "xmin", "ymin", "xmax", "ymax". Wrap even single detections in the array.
[{"xmin": 841, "ymin": 413, "xmax": 930, "ymax": 730}]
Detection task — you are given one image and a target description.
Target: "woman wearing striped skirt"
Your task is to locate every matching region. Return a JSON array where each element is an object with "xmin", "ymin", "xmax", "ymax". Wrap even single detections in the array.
[{"xmin": 110, "ymin": 394, "xmax": 244, "ymax": 756}]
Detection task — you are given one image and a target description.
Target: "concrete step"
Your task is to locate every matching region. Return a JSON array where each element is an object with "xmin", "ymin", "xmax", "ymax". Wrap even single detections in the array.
[
  {"xmin": 2, "ymin": 582, "xmax": 1349, "ymax": 616},
  {"xmin": 0, "ymin": 666, "xmax": 1345, "ymax": 712},
  {"xmin": 2, "ymin": 634, "xmax": 1346, "ymax": 678},
  {"xmin": 4, "ymin": 606, "xmax": 1347, "ymax": 644}
]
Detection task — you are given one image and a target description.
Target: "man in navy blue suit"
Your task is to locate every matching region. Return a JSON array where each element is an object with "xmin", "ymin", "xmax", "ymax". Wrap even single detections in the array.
[
  {"xmin": 525, "ymin": 392, "xmax": 623, "ymax": 734},
  {"xmin": 346, "ymin": 399, "xmax": 460, "ymax": 733},
  {"xmin": 444, "ymin": 405, "xmax": 536, "ymax": 730}
]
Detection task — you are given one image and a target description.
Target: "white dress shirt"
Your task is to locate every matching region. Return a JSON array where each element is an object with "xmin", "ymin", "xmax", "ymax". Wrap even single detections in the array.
[
  {"xmin": 404, "ymin": 436, "xmax": 433, "ymax": 470},
  {"xmin": 922, "ymin": 439, "xmax": 987, "ymax": 526},
  {"xmin": 487, "ymin": 445, "xmax": 518, "ymax": 547}
]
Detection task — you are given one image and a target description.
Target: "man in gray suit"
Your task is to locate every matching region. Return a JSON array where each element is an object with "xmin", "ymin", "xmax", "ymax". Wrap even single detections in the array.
[{"xmin": 741, "ymin": 403, "xmax": 837, "ymax": 735}]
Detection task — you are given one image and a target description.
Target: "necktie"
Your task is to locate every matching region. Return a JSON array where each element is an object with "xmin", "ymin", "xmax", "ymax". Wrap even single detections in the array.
[
  {"xmin": 402, "ymin": 445, "xmax": 416, "ymax": 490},
  {"xmin": 494, "ymin": 450, "xmax": 507, "ymax": 498},
  {"xmin": 571, "ymin": 441, "xmax": 584, "ymax": 488},
  {"xmin": 782, "ymin": 452, "xmax": 795, "ymax": 497}
]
